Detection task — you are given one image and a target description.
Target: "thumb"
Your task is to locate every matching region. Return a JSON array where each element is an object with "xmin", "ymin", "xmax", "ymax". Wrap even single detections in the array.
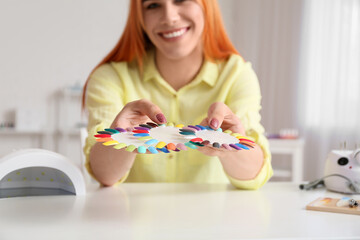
[
  {"xmin": 129, "ymin": 99, "xmax": 167, "ymax": 124},
  {"xmin": 207, "ymin": 102, "xmax": 231, "ymax": 129}
]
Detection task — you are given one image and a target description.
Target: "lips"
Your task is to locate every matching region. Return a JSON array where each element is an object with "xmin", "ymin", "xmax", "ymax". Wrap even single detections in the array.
[{"xmin": 159, "ymin": 27, "xmax": 189, "ymax": 39}]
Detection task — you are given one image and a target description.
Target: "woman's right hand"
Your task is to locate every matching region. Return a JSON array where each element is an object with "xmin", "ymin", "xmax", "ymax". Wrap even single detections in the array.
[
  {"xmin": 110, "ymin": 99, "xmax": 167, "ymax": 129},
  {"xmin": 90, "ymin": 99, "xmax": 166, "ymax": 186}
]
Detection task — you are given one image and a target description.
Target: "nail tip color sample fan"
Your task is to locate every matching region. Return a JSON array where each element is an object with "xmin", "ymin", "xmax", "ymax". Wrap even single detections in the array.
[{"xmin": 94, "ymin": 122, "xmax": 255, "ymax": 154}]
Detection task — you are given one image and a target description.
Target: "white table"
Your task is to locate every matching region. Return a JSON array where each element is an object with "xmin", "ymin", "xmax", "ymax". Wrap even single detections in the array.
[
  {"xmin": 0, "ymin": 182, "xmax": 358, "ymax": 240},
  {"xmin": 269, "ymin": 139, "xmax": 305, "ymax": 182}
]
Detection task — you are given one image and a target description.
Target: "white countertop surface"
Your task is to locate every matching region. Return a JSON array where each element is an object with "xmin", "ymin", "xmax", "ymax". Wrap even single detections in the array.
[{"xmin": 0, "ymin": 182, "xmax": 358, "ymax": 240}]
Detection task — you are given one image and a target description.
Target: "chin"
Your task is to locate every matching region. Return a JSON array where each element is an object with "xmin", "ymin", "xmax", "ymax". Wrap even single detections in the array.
[{"xmin": 158, "ymin": 46, "xmax": 199, "ymax": 61}]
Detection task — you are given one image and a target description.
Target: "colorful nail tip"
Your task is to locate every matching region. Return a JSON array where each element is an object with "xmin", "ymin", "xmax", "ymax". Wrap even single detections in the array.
[
  {"xmin": 158, "ymin": 147, "xmax": 170, "ymax": 153},
  {"xmin": 179, "ymin": 131, "xmax": 196, "ymax": 136},
  {"xmin": 133, "ymin": 133, "xmax": 150, "ymax": 137},
  {"xmin": 188, "ymin": 125, "xmax": 201, "ymax": 131},
  {"xmin": 201, "ymin": 140, "xmax": 210, "ymax": 146},
  {"xmin": 132, "ymin": 129, "xmax": 149, "ymax": 133},
  {"xmin": 166, "ymin": 143, "xmax": 176, "ymax": 151},
  {"xmin": 182, "ymin": 127, "xmax": 197, "ymax": 131},
  {"xmin": 139, "ymin": 136, "xmax": 152, "ymax": 141},
  {"xmin": 238, "ymin": 138, "xmax": 255, "ymax": 144},
  {"xmin": 184, "ymin": 142, "xmax": 198, "ymax": 149},
  {"xmin": 229, "ymin": 144, "xmax": 242, "ymax": 150},
  {"xmin": 115, "ymin": 127, "xmax": 127, "ymax": 132},
  {"xmin": 216, "ymin": 128, "xmax": 223, "ymax": 132},
  {"xmin": 146, "ymin": 122, "xmax": 158, "ymax": 128},
  {"xmin": 221, "ymin": 144, "xmax": 232, "ymax": 150},
  {"xmin": 104, "ymin": 128, "xmax": 119, "ymax": 134},
  {"xmin": 235, "ymin": 143, "xmax": 250, "ymax": 150},
  {"xmin": 190, "ymin": 138, "xmax": 203, "ymax": 142},
  {"xmin": 179, "ymin": 132, "xmax": 196, "ymax": 136},
  {"xmin": 195, "ymin": 125, "xmax": 206, "ymax": 130},
  {"xmin": 179, "ymin": 128, "xmax": 195, "ymax": 133},
  {"xmin": 137, "ymin": 146, "xmax": 147, "ymax": 154},
  {"xmin": 148, "ymin": 146, "xmax": 158, "ymax": 154},
  {"xmin": 125, "ymin": 145, "xmax": 136, "ymax": 152},
  {"xmin": 176, "ymin": 124, "xmax": 184, "ymax": 128},
  {"xmin": 190, "ymin": 142, "xmax": 204, "ymax": 147},
  {"xmin": 176, "ymin": 143, "xmax": 187, "ymax": 150},
  {"xmin": 96, "ymin": 138, "xmax": 112, "ymax": 142},
  {"xmin": 114, "ymin": 143, "xmax": 127, "ymax": 149},
  {"xmin": 134, "ymin": 126, "xmax": 150, "ymax": 131},
  {"xmin": 145, "ymin": 139, "xmax": 159, "ymax": 145},
  {"xmin": 156, "ymin": 141, "xmax": 167, "ymax": 148},
  {"xmin": 240, "ymin": 142, "xmax": 255, "ymax": 148},
  {"xmin": 97, "ymin": 131, "xmax": 113, "ymax": 135},
  {"xmin": 139, "ymin": 124, "xmax": 152, "ymax": 129},
  {"xmin": 212, "ymin": 142, "xmax": 220, "ymax": 148},
  {"xmin": 103, "ymin": 140, "xmax": 119, "ymax": 146},
  {"xmin": 94, "ymin": 134, "xmax": 111, "ymax": 138}
]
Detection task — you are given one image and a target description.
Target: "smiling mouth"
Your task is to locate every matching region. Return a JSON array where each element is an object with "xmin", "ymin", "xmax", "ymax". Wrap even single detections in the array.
[{"xmin": 159, "ymin": 27, "xmax": 189, "ymax": 39}]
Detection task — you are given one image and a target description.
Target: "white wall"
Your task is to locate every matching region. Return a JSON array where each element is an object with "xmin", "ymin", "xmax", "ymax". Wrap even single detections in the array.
[
  {"xmin": 220, "ymin": 0, "xmax": 304, "ymax": 134},
  {"xmin": 0, "ymin": 0, "xmax": 128, "ymax": 121},
  {"xmin": 0, "ymin": 0, "xmax": 129, "ymax": 162}
]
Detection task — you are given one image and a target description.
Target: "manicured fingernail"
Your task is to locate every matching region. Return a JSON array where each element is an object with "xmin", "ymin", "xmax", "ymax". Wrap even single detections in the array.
[
  {"xmin": 156, "ymin": 113, "xmax": 166, "ymax": 123},
  {"xmin": 210, "ymin": 118, "xmax": 219, "ymax": 129}
]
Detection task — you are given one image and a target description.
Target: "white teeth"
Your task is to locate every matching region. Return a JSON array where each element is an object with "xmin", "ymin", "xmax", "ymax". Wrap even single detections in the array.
[{"xmin": 162, "ymin": 28, "xmax": 186, "ymax": 39}]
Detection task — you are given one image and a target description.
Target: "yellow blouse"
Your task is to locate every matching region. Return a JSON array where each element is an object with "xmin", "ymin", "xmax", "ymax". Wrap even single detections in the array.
[{"xmin": 84, "ymin": 51, "xmax": 273, "ymax": 189}]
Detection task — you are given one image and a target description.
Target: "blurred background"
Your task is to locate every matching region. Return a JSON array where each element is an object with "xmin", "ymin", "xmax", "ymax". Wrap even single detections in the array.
[{"xmin": 0, "ymin": 0, "xmax": 359, "ymax": 182}]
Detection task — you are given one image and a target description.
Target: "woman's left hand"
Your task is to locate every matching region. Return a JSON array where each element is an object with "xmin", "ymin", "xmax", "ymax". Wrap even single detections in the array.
[{"xmin": 198, "ymin": 102, "xmax": 245, "ymax": 157}]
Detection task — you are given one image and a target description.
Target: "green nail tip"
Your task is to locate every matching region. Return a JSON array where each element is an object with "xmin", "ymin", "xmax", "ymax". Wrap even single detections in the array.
[
  {"xmin": 137, "ymin": 146, "xmax": 146, "ymax": 154},
  {"xmin": 180, "ymin": 131, "xmax": 195, "ymax": 135},
  {"xmin": 125, "ymin": 145, "xmax": 136, "ymax": 152},
  {"xmin": 190, "ymin": 142, "xmax": 204, "ymax": 147},
  {"xmin": 104, "ymin": 128, "xmax": 119, "ymax": 133},
  {"xmin": 185, "ymin": 142, "xmax": 198, "ymax": 149}
]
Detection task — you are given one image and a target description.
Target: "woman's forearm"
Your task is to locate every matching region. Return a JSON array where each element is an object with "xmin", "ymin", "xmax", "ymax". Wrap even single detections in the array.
[
  {"xmin": 89, "ymin": 142, "xmax": 136, "ymax": 186},
  {"xmin": 219, "ymin": 144, "xmax": 264, "ymax": 180}
]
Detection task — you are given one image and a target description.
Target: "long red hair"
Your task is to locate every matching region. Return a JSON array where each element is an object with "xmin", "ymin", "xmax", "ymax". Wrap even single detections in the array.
[{"xmin": 82, "ymin": 0, "xmax": 238, "ymax": 109}]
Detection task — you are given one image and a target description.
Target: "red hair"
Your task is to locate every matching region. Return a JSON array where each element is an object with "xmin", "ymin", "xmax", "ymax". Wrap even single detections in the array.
[{"xmin": 82, "ymin": 0, "xmax": 238, "ymax": 108}]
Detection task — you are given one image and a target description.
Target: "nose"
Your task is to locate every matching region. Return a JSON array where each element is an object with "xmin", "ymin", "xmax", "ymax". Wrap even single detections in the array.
[{"xmin": 160, "ymin": 2, "xmax": 180, "ymax": 25}]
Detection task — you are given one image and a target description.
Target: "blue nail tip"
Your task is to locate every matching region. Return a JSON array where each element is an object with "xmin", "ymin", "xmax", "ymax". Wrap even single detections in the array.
[{"xmin": 133, "ymin": 133, "xmax": 150, "ymax": 137}]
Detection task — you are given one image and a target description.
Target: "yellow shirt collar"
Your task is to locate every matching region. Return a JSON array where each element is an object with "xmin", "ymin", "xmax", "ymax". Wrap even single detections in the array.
[{"xmin": 143, "ymin": 50, "xmax": 219, "ymax": 88}]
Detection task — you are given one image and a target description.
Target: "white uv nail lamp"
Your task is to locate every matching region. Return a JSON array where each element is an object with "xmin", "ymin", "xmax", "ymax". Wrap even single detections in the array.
[{"xmin": 0, "ymin": 149, "xmax": 86, "ymax": 198}]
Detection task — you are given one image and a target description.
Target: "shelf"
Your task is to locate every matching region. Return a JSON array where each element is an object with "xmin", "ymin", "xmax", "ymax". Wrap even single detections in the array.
[
  {"xmin": 268, "ymin": 138, "xmax": 305, "ymax": 182},
  {"xmin": 56, "ymin": 128, "xmax": 81, "ymax": 137},
  {"xmin": 0, "ymin": 129, "xmax": 50, "ymax": 135},
  {"xmin": 273, "ymin": 169, "xmax": 292, "ymax": 178},
  {"xmin": 269, "ymin": 138, "xmax": 304, "ymax": 147}
]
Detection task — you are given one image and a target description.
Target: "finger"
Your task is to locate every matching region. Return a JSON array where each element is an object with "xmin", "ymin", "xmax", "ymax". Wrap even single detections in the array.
[
  {"xmin": 197, "ymin": 145, "xmax": 229, "ymax": 157},
  {"xmin": 207, "ymin": 102, "xmax": 232, "ymax": 130},
  {"xmin": 199, "ymin": 117, "xmax": 209, "ymax": 126},
  {"xmin": 128, "ymin": 99, "xmax": 167, "ymax": 124},
  {"xmin": 221, "ymin": 114, "xmax": 245, "ymax": 134}
]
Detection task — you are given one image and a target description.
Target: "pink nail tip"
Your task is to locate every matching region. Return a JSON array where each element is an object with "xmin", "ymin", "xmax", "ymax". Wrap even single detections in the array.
[
  {"xmin": 210, "ymin": 119, "xmax": 219, "ymax": 128},
  {"xmin": 176, "ymin": 143, "xmax": 187, "ymax": 150},
  {"xmin": 156, "ymin": 114, "xmax": 166, "ymax": 123}
]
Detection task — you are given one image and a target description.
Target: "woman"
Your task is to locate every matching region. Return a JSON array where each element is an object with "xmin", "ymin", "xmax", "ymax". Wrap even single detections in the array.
[{"xmin": 82, "ymin": 0, "xmax": 273, "ymax": 188}]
